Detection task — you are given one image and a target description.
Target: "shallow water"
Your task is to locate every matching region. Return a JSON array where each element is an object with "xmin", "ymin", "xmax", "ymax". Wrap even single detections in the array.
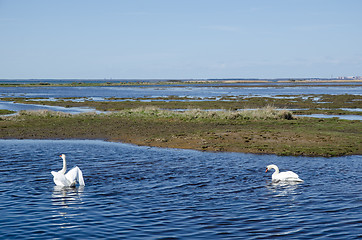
[
  {"xmin": 0, "ymin": 100, "xmax": 98, "ymax": 114},
  {"xmin": 0, "ymin": 139, "xmax": 360, "ymax": 239},
  {"xmin": 0, "ymin": 84, "xmax": 361, "ymax": 99},
  {"xmin": 1, "ymin": 84, "xmax": 361, "ymax": 120},
  {"xmin": 297, "ymin": 114, "xmax": 362, "ymax": 121}
]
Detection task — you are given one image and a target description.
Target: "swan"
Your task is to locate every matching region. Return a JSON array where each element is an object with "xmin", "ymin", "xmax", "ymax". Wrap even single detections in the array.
[
  {"xmin": 265, "ymin": 164, "xmax": 303, "ymax": 182},
  {"xmin": 51, "ymin": 154, "xmax": 85, "ymax": 187}
]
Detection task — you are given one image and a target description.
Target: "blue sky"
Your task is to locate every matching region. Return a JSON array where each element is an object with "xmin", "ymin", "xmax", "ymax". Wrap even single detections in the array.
[{"xmin": 1, "ymin": 0, "xmax": 361, "ymax": 79}]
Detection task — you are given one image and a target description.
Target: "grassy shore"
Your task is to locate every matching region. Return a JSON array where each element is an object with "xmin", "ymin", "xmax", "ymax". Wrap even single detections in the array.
[
  {"xmin": 0, "ymin": 108, "xmax": 360, "ymax": 157},
  {"xmin": 0, "ymin": 109, "xmax": 15, "ymax": 115}
]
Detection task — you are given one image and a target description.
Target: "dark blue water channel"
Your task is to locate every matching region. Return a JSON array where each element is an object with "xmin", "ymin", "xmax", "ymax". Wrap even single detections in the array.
[{"xmin": 0, "ymin": 140, "xmax": 361, "ymax": 239}]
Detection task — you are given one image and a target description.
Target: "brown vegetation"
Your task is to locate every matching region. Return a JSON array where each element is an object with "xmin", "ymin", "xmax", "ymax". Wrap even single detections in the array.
[{"xmin": 0, "ymin": 108, "xmax": 360, "ymax": 157}]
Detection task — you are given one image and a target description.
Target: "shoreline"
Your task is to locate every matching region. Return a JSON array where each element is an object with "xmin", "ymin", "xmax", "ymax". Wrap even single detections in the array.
[{"xmin": 0, "ymin": 79, "xmax": 361, "ymax": 87}]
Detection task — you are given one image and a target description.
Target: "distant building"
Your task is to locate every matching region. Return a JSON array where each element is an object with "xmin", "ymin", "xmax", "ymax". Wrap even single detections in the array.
[{"xmin": 337, "ymin": 76, "xmax": 362, "ymax": 80}]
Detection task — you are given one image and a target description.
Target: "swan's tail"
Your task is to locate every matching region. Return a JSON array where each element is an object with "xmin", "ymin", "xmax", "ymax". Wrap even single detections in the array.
[{"xmin": 77, "ymin": 167, "xmax": 85, "ymax": 186}]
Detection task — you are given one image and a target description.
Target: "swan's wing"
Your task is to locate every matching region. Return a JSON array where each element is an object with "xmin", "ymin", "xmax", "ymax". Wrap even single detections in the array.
[
  {"xmin": 65, "ymin": 167, "xmax": 79, "ymax": 183},
  {"xmin": 77, "ymin": 168, "xmax": 85, "ymax": 186},
  {"xmin": 284, "ymin": 171, "xmax": 300, "ymax": 178},
  {"xmin": 274, "ymin": 171, "xmax": 303, "ymax": 181},
  {"xmin": 65, "ymin": 166, "xmax": 85, "ymax": 186},
  {"xmin": 51, "ymin": 171, "xmax": 70, "ymax": 186}
]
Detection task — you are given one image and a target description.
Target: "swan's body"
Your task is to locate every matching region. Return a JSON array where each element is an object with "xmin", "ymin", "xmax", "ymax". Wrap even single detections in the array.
[
  {"xmin": 265, "ymin": 164, "xmax": 303, "ymax": 182},
  {"xmin": 51, "ymin": 154, "xmax": 85, "ymax": 187}
]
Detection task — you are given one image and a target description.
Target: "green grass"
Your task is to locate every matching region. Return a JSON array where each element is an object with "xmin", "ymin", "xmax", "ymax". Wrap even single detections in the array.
[
  {"xmin": 2, "ymin": 94, "xmax": 361, "ymax": 115},
  {"xmin": 1, "ymin": 108, "xmax": 360, "ymax": 157},
  {"xmin": 110, "ymin": 106, "xmax": 293, "ymax": 121},
  {"xmin": 0, "ymin": 109, "xmax": 16, "ymax": 115}
]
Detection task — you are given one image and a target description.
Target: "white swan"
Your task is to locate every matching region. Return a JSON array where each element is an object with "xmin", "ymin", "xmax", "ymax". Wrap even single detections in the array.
[
  {"xmin": 265, "ymin": 164, "xmax": 303, "ymax": 182},
  {"xmin": 51, "ymin": 154, "xmax": 85, "ymax": 187}
]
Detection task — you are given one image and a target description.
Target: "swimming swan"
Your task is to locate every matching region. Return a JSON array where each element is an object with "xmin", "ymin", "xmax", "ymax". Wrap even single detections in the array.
[
  {"xmin": 265, "ymin": 164, "xmax": 303, "ymax": 182},
  {"xmin": 51, "ymin": 154, "xmax": 85, "ymax": 187}
]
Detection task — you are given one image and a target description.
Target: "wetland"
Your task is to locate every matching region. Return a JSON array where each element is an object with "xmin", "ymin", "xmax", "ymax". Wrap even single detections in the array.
[{"xmin": 0, "ymin": 80, "xmax": 361, "ymax": 157}]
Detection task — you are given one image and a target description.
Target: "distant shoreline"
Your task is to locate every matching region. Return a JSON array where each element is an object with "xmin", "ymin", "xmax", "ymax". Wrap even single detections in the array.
[
  {"xmin": 185, "ymin": 79, "xmax": 362, "ymax": 84},
  {"xmin": 0, "ymin": 78, "xmax": 361, "ymax": 87}
]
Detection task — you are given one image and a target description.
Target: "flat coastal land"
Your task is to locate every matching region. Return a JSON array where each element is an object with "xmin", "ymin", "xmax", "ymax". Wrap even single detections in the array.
[
  {"xmin": 0, "ymin": 107, "xmax": 360, "ymax": 157},
  {"xmin": 0, "ymin": 80, "xmax": 361, "ymax": 157},
  {"xmin": 1, "ymin": 78, "xmax": 361, "ymax": 87}
]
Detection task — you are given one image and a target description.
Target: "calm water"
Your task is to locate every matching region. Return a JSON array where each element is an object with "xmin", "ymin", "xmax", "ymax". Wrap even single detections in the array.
[
  {"xmin": 0, "ymin": 84, "xmax": 361, "ymax": 100},
  {"xmin": 1, "ymin": 84, "xmax": 361, "ymax": 119},
  {"xmin": 0, "ymin": 139, "xmax": 360, "ymax": 239},
  {"xmin": 0, "ymin": 100, "xmax": 99, "ymax": 114}
]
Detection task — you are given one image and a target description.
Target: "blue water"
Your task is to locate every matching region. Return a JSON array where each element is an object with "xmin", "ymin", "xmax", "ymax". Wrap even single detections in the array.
[
  {"xmin": 0, "ymin": 139, "xmax": 361, "ymax": 239},
  {"xmin": 0, "ymin": 84, "xmax": 361, "ymax": 100},
  {"xmin": 0, "ymin": 100, "xmax": 99, "ymax": 114},
  {"xmin": 2, "ymin": 84, "xmax": 361, "ymax": 120}
]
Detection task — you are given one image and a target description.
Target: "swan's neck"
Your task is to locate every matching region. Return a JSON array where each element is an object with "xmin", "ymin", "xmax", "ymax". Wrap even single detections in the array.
[
  {"xmin": 60, "ymin": 156, "xmax": 67, "ymax": 174},
  {"xmin": 271, "ymin": 165, "xmax": 279, "ymax": 174}
]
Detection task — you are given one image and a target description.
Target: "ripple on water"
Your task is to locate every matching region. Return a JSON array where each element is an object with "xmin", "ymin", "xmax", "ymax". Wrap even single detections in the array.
[{"xmin": 0, "ymin": 139, "xmax": 361, "ymax": 239}]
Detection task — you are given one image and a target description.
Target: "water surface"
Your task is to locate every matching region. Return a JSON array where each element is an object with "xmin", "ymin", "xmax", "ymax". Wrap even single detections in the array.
[
  {"xmin": 0, "ymin": 100, "xmax": 98, "ymax": 114},
  {"xmin": 0, "ymin": 140, "xmax": 360, "ymax": 239},
  {"xmin": 1, "ymin": 84, "xmax": 361, "ymax": 99}
]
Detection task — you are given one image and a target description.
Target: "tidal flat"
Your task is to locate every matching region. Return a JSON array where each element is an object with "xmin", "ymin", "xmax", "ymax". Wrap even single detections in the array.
[{"xmin": 0, "ymin": 107, "xmax": 360, "ymax": 157}]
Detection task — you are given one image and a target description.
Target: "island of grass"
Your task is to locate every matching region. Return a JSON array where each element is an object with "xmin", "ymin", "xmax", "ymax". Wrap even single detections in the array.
[{"xmin": 0, "ymin": 107, "xmax": 360, "ymax": 157}]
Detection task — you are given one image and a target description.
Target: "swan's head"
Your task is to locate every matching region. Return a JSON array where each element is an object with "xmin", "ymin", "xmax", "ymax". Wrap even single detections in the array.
[
  {"xmin": 265, "ymin": 164, "xmax": 278, "ymax": 173},
  {"xmin": 59, "ymin": 154, "xmax": 66, "ymax": 159}
]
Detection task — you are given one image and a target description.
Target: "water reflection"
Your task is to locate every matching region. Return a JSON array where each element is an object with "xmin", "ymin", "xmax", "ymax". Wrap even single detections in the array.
[
  {"xmin": 0, "ymin": 140, "xmax": 360, "ymax": 239},
  {"xmin": 51, "ymin": 186, "xmax": 85, "ymax": 231},
  {"xmin": 52, "ymin": 186, "xmax": 84, "ymax": 209},
  {"xmin": 265, "ymin": 181, "xmax": 303, "ymax": 197}
]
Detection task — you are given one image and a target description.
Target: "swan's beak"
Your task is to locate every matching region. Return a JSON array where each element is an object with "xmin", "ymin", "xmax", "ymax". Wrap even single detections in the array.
[
  {"xmin": 265, "ymin": 168, "xmax": 268, "ymax": 173},
  {"xmin": 59, "ymin": 155, "xmax": 62, "ymax": 157}
]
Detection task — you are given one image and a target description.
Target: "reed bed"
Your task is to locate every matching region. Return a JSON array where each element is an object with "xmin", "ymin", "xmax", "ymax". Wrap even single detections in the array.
[
  {"xmin": 18, "ymin": 109, "xmax": 72, "ymax": 117},
  {"xmin": 111, "ymin": 106, "xmax": 294, "ymax": 121},
  {"xmin": 0, "ymin": 110, "xmax": 69, "ymax": 121},
  {"xmin": 1, "ymin": 107, "xmax": 293, "ymax": 122}
]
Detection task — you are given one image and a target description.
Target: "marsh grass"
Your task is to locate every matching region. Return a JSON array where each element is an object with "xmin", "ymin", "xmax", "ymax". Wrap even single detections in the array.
[
  {"xmin": 0, "ymin": 110, "xmax": 72, "ymax": 122},
  {"xmin": 0, "ymin": 107, "xmax": 360, "ymax": 157},
  {"xmin": 2, "ymin": 107, "xmax": 292, "ymax": 122},
  {"xmin": 18, "ymin": 109, "xmax": 72, "ymax": 117},
  {"xmin": 0, "ymin": 109, "xmax": 16, "ymax": 115},
  {"xmin": 2, "ymin": 94, "xmax": 361, "ymax": 116},
  {"xmin": 111, "ymin": 106, "xmax": 294, "ymax": 121}
]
